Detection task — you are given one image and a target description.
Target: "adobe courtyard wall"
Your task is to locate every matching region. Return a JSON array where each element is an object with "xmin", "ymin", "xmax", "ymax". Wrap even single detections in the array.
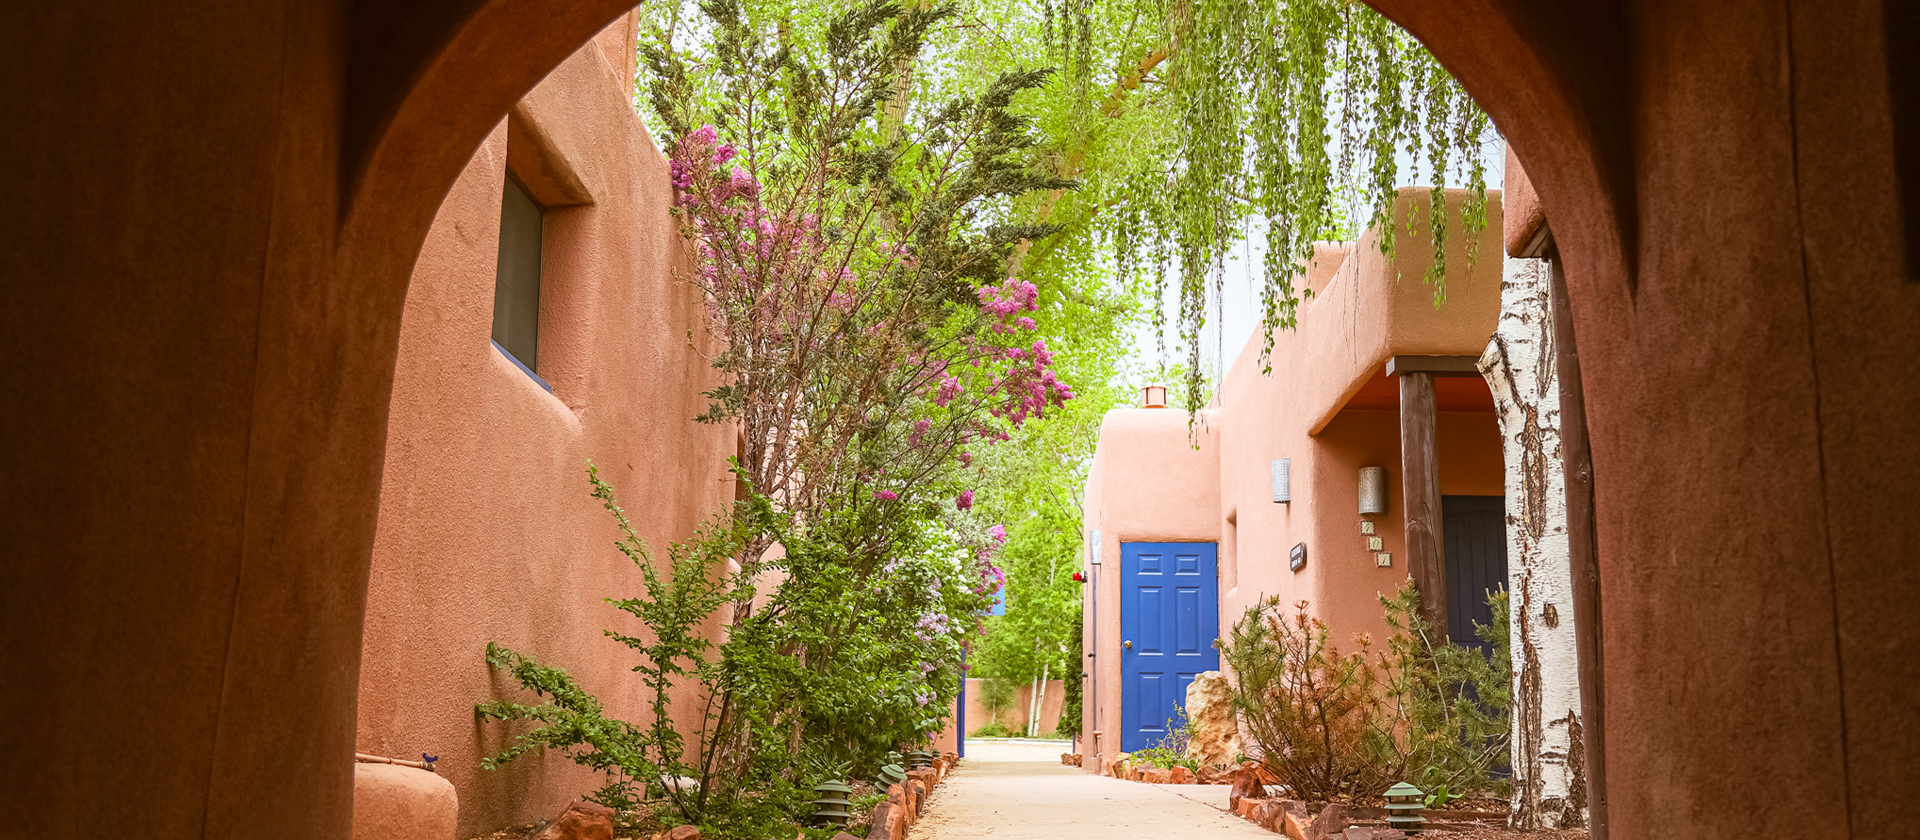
[
  {"xmin": 354, "ymin": 17, "xmax": 737, "ymax": 836},
  {"xmin": 963, "ymin": 678, "xmax": 1069, "ymax": 737},
  {"xmin": 1082, "ymin": 190, "xmax": 1504, "ymax": 764}
]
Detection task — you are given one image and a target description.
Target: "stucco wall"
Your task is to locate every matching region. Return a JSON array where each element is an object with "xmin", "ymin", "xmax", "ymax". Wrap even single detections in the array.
[
  {"xmin": 963, "ymin": 678, "xmax": 1068, "ymax": 736},
  {"xmin": 1082, "ymin": 189, "xmax": 1505, "ymax": 765},
  {"xmin": 354, "ymin": 18, "xmax": 736, "ymax": 836}
]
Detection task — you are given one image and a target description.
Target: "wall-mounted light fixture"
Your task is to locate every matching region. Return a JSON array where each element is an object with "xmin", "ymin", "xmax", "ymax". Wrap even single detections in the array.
[
  {"xmin": 1141, "ymin": 384, "xmax": 1168, "ymax": 408},
  {"xmin": 1271, "ymin": 458, "xmax": 1292, "ymax": 504},
  {"xmin": 1358, "ymin": 466, "xmax": 1388, "ymax": 515},
  {"xmin": 1089, "ymin": 530, "xmax": 1103, "ymax": 565}
]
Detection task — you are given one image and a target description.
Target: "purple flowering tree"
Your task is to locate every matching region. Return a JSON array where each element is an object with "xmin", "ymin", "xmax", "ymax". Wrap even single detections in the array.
[{"xmin": 647, "ymin": 3, "xmax": 1077, "ymax": 598}]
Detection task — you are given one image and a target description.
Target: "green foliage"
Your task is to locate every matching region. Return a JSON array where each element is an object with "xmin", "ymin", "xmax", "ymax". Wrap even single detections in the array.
[
  {"xmin": 912, "ymin": 0, "xmax": 1495, "ymax": 409},
  {"xmin": 968, "ymin": 720, "xmax": 1017, "ymax": 738},
  {"xmin": 975, "ymin": 677, "xmax": 1018, "ymax": 718},
  {"xmin": 1130, "ymin": 708, "xmax": 1198, "ymax": 771},
  {"xmin": 1219, "ymin": 596, "xmax": 1394, "ymax": 802},
  {"xmin": 1378, "ymin": 580, "xmax": 1512, "ymax": 797},
  {"xmin": 480, "ymin": 468, "xmax": 994, "ymax": 837},
  {"xmin": 1217, "ymin": 584, "xmax": 1512, "ymax": 804}
]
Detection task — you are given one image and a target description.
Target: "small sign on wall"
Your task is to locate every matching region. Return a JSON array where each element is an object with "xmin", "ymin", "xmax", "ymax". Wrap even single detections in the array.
[{"xmin": 1289, "ymin": 542, "xmax": 1308, "ymax": 572}]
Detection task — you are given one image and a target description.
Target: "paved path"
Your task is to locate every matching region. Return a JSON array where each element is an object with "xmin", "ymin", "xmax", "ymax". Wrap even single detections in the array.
[{"xmin": 913, "ymin": 740, "xmax": 1273, "ymax": 840}]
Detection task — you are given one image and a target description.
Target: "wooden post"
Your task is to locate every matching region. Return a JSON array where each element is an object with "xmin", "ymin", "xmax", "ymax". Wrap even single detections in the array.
[
  {"xmin": 1399, "ymin": 370, "xmax": 1448, "ymax": 633},
  {"xmin": 1551, "ymin": 250, "xmax": 1608, "ymax": 840}
]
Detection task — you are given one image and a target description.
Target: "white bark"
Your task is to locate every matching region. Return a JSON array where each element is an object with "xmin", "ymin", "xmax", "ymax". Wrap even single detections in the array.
[{"xmin": 1478, "ymin": 256, "xmax": 1586, "ymax": 829}]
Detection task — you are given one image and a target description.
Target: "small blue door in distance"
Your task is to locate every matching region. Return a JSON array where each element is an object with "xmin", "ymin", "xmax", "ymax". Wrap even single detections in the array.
[{"xmin": 1120, "ymin": 541, "xmax": 1220, "ymax": 752}]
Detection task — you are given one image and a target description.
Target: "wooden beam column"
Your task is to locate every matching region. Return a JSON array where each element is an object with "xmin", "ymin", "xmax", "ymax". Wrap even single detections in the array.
[{"xmin": 1398, "ymin": 369, "xmax": 1447, "ymax": 632}]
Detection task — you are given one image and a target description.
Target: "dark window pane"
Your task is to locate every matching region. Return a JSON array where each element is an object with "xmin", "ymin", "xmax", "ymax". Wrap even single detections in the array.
[{"xmin": 492, "ymin": 174, "xmax": 544, "ymax": 369}]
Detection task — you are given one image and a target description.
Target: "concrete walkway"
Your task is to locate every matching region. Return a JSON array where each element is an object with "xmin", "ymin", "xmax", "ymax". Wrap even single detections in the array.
[{"xmin": 913, "ymin": 741, "xmax": 1274, "ymax": 840}]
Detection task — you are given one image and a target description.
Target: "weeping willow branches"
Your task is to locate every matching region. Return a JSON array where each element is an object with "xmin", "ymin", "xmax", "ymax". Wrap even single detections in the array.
[{"xmin": 1060, "ymin": 0, "xmax": 1495, "ymax": 408}]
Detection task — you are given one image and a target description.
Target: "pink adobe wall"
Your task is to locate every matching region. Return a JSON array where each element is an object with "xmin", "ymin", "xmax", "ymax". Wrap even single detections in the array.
[
  {"xmin": 1082, "ymin": 189, "xmax": 1504, "ymax": 765},
  {"xmin": 355, "ymin": 17, "xmax": 737, "ymax": 837},
  {"xmin": 1080, "ymin": 409, "xmax": 1221, "ymax": 761},
  {"xmin": 962, "ymin": 678, "xmax": 1067, "ymax": 736}
]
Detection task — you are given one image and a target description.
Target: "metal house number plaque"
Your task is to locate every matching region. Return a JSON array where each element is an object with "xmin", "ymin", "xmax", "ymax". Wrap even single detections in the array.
[{"xmin": 1289, "ymin": 542, "xmax": 1308, "ymax": 572}]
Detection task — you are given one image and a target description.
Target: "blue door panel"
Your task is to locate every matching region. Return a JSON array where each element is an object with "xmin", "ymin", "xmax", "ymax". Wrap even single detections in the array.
[{"xmin": 1120, "ymin": 542, "xmax": 1219, "ymax": 753}]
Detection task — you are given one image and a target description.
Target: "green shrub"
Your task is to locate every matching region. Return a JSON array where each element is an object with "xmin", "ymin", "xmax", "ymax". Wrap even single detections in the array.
[{"xmin": 1216, "ymin": 582, "xmax": 1512, "ymax": 803}]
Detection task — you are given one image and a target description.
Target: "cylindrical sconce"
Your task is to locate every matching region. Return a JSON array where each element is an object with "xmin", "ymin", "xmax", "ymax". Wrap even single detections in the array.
[
  {"xmin": 1142, "ymin": 384, "xmax": 1168, "ymax": 408},
  {"xmin": 1089, "ymin": 530, "xmax": 1103, "ymax": 565},
  {"xmin": 1271, "ymin": 458, "xmax": 1292, "ymax": 503},
  {"xmin": 1358, "ymin": 466, "xmax": 1388, "ymax": 515}
]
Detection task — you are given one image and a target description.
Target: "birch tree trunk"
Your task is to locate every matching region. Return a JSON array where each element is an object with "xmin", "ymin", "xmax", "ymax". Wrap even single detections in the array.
[{"xmin": 1478, "ymin": 256, "xmax": 1587, "ymax": 829}]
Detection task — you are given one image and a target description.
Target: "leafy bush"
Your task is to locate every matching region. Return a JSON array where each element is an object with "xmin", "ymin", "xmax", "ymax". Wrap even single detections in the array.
[
  {"xmin": 1378, "ymin": 582, "xmax": 1512, "ymax": 797},
  {"xmin": 1130, "ymin": 708, "xmax": 1199, "ymax": 770},
  {"xmin": 1217, "ymin": 582, "xmax": 1511, "ymax": 803},
  {"xmin": 975, "ymin": 678, "xmax": 1018, "ymax": 724},
  {"xmin": 1219, "ymin": 597, "xmax": 1393, "ymax": 801},
  {"xmin": 969, "ymin": 720, "xmax": 1016, "ymax": 738},
  {"xmin": 479, "ymin": 467, "xmax": 996, "ymax": 837}
]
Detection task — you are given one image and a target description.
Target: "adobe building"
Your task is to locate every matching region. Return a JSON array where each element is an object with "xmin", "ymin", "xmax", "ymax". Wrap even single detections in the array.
[
  {"xmin": 348, "ymin": 13, "xmax": 740, "ymax": 836},
  {"xmin": 3, "ymin": 2, "xmax": 1916, "ymax": 839},
  {"xmin": 1081, "ymin": 190, "xmax": 1507, "ymax": 760}
]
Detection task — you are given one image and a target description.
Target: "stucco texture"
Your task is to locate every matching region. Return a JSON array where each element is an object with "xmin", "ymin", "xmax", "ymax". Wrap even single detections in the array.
[
  {"xmin": 1082, "ymin": 189, "xmax": 1505, "ymax": 764},
  {"xmin": 354, "ymin": 19, "xmax": 735, "ymax": 837}
]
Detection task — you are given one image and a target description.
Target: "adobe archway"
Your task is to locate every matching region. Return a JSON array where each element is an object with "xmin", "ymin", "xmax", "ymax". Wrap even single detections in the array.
[{"xmin": 1, "ymin": 2, "xmax": 1913, "ymax": 839}]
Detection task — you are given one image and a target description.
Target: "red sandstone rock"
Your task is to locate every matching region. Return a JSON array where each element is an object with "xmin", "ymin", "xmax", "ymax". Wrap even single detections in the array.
[
  {"xmin": 829, "ymin": 832, "xmax": 860, "ymax": 840},
  {"xmin": 1196, "ymin": 765, "xmax": 1225, "ymax": 785},
  {"xmin": 1235, "ymin": 797, "xmax": 1266, "ymax": 820},
  {"xmin": 1143, "ymin": 767, "xmax": 1173, "ymax": 784},
  {"xmin": 665, "ymin": 826, "xmax": 701, "ymax": 840},
  {"xmin": 909, "ymin": 779, "xmax": 928, "ymax": 814},
  {"xmin": 1168, "ymin": 766, "xmax": 1194, "ymax": 784},
  {"xmin": 1308, "ymin": 803, "xmax": 1351, "ymax": 840},
  {"xmin": 1227, "ymin": 764, "xmax": 1266, "ymax": 810},
  {"xmin": 867, "ymin": 804, "xmax": 896, "ymax": 840},
  {"xmin": 529, "ymin": 801, "xmax": 615, "ymax": 840},
  {"xmin": 1070, "ymin": 753, "xmax": 1083, "ymax": 766}
]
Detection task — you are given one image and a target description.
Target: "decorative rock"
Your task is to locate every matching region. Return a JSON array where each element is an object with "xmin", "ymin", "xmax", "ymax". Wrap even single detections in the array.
[
  {"xmin": 866, "ymin": 804, "xmax": 896, "ymax": 840},
  {"xmin": 830, "ymin": 833, "xmax": 861, "ymax": 840},
  {"xmin": 1336, "ymin": 829, "xmax": 1373, "ymax": 840},
  {"xmin": 1281, "ymin": 809, "xmax": 1312, "ymax": 840},
  {"xmin": 1143, "ymin": 767, "xmax": 1173, "ymax": 784},
  {"xmin": 1252, "ymin": 799, "xmax": 1289, "ymax": 831},
  {"xmin": 888, "ymin": 784, "xmax": 912, "ymax": 830},
  {"xmin": 1183, "ymin": 671, "xmax": 1241, "ymax": 768},
  {"xmin": 908, "ymin": 779, "xmax": 928, "ymax": 814},
  {"xmin": 528, "ymin": 800, "xmax": 616, "ymax": 840},
  {"xmin": 1168, "ymin": 765, "xmax": 1194, "ymax": 784},
  {"xmin": 1070, "ymin": 753, "xmax": 1083, "ymax": 767},
  {"xmin": 1103, "ymin": 751, "xmax": 1131, "ymax": 778},
  {"xmin": 1227, "ymin": 763, "xmax": 1266, "ymax": 811},
  {"xmin": 1196, "ymin": 765, "xmax": 1226, "ymax": 785},
  {"xmin": 666, "ymin": 827, "xmax": 701, "ymax": 840},
  {"xmin": 1308, "ymin": 803, "xmax": 1351, "ymax": 840},
  {"xmin": 1235, "ymin": 797, "xmax": 1266, "ymax": 821}
]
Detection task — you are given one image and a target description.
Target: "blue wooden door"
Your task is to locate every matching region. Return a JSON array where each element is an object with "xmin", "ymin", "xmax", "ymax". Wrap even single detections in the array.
[{"xmin": 1120, "ymin": 541, "xmax": 1220, "ymax": 752}]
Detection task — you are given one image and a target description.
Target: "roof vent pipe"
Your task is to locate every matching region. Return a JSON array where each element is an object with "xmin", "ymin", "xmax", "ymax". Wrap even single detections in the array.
[{"xmin": 1141, "ymin": 384, "xmax": 1168, "ymax": 408}]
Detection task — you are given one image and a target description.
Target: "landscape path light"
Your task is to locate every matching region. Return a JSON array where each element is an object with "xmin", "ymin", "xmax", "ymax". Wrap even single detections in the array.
[
  {"xmin": 1383, "ymin": 781, "xmax": 1427, "ymax": 833},
  {"xmin": 811, "ymin": 779, "xmax": 853, "ymax": 826}
]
